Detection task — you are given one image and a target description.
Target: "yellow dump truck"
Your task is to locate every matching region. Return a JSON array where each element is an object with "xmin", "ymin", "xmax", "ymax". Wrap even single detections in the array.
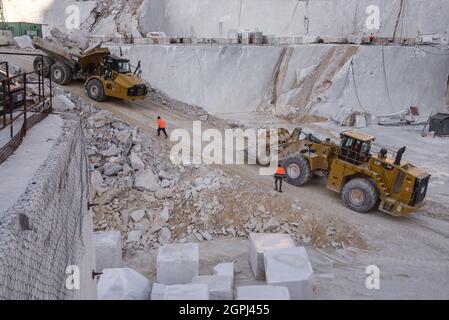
[{"xmin": 32, "ymin": 37, "xmax": 147, "ymax": 102}]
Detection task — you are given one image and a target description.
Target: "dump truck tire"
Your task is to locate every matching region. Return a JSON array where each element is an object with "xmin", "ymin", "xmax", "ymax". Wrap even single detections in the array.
[
  {"xmin": 86, "ymin": 79, "xmax": 106, "ymax": 101},
  {"xmin": 342, "ymin": 178, "xmax": 378, "ymax": 213},
  {"xmin": 283, "ymin": 155, "xmax": 312, "ymax": 186},
  {"xmin": 33, "ymin": 56, "xmax": 53, "ymax": 78},
  {"xmin": 51, "ymin": 62, "xmax": 72, "ymax": 85}
]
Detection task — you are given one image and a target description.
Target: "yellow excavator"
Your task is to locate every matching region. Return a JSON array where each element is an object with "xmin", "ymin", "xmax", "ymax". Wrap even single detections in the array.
[
  {"xmin": 32, "ymin": 37, "xmax": 147, "ymax": 102},
  {"xmin": 262, "ymin": 128, "xmax": 430, "ymax": 216}
]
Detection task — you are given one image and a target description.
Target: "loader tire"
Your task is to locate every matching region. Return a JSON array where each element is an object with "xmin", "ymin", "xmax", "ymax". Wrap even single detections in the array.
[
  {"xmin": 341, "ymin": 178, "xmax": 378, "ymax": 213},
  {"xmin": 33, "ymin": 56, "xmax": 53, "ymax": 78},
  {"xmin": 283, "ymin": 155, "xmax": 312, "ymax": 186},
  {"xmin": 51, "ymin": 62, "xmax": 72, "ymax": 85},
  {"xmin": 86, "ymin": 79, "xmax": 106, "ymax": 102}
]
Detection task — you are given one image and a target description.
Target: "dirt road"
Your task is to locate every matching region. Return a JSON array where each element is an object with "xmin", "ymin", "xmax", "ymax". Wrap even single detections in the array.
[{"xmin": 3, "ymin": 50, "xmax": 449, "ymax": 299}]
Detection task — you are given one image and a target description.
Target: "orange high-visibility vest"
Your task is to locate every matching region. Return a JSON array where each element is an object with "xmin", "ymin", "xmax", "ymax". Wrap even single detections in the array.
[
  {"xmin": 157, "ymin": 118, "xmax": 166, "ymax": 129},
  {"xmin": 275, "ymin": 167, "xmax": 286, "ymax": 175}
]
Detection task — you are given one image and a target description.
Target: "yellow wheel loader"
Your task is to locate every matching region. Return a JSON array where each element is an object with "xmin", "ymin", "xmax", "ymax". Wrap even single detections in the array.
[
  {"xmin": 265, "ymin": 128, "xmax": 430, "ymax": 216},
  {"xmin": 32, "ymin": 37, "xmax": 147, "ymax": 102}
]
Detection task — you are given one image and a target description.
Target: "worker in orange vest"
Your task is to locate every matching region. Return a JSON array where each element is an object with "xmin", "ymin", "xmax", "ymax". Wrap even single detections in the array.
[
  {"xmin": 274, "ymin": 164, "xmax": 287, "ymax": 193},
  {"xmin": 157, "ymin": 116, "xmax": 168, "ymax": 139}
]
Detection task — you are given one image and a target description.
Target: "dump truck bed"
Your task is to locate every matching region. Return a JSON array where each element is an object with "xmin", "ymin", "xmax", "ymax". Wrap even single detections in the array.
[
  {"xmin": 32, "ymin": 37, "xmax": 75, "ymax": 62},
  {"xmin": 32, "ymin": 37, "xmax": 110, "ymax": 71}
]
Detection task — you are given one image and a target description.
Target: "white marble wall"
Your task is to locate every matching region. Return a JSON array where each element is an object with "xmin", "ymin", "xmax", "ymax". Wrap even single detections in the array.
[
  {"xmin": 114, "ymin": 44, "xmax": 449, "ymax": 117},
  {"xmin": 138, "ymin": 0, "xmax": 449, "ymax": 38}
]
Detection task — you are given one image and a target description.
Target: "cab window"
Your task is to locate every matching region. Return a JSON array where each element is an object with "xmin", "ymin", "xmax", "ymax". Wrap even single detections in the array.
[
  {"xmin": 116, "ymin": 61, "xmax": 131, "ymax": 74},
  {"xmin": 361, "ymin": 142, "xmax": 371, "ymax": 155},
  {"xmin": 341, "ymin": 137, "xmax": 353, "ymax": 149}
]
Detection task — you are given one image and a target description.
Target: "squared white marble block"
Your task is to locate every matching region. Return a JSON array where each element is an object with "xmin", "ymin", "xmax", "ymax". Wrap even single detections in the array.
[
  {"xmin": 93, "ymin": 231, "xmax": 123, "ymax": 271},
  {"xmin": 263, "ymin": 246, "xmax": 314, "ymax": 300},
  {"xmin": 192, "ymin": 275, "xmax": 234, "ymax": 300},
  {"xmin": 213, "ymin": 262, "xmax": 234, "ymax": 282},
  {"xmin": 164, "ymin": 284, "xmax": 209, "ymax": 300},
  {"xmin": 157, "ymin": 243, "xmax": 199, "ymax": 285},
  {"xmin": 151, "ymin": 283, "xmax": 166, "ymax": 300},
  {"xmin": 249, "ymin": 233, "xmax": 295, "ymax": 280},
  {"xmin": 236, "ymin": 285, "xmax": 291, "ymax": 300}
]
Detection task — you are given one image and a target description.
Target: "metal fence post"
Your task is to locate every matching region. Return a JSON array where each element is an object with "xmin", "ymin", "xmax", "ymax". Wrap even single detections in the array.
[
  {"xmin": 2, "ymin": 80, "xmax": 6, "ymax": 128},
  {"xmin": 6, "ymin": 62, "xmax": 13, "ymax": 139},
  {"xmin": 23, "ymin": 73, "xmax": 27, "ymax": 136},
  {"xmin": 38, "ymin": 56, "xmax": 42, "ymax": 105},
  {"xmin": 49, "ymin": 68, "xmax": 53, "ymax": 113}
]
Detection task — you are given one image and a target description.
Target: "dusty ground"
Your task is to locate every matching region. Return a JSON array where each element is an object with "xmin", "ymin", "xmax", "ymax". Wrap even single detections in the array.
[{"xmin": 3, "ymin": 49, "xmax": 449, "ymax": 299}]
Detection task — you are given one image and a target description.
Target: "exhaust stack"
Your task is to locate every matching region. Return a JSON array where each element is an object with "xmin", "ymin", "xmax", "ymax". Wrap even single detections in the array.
[{"xmin": 395, "ymin": 146, "xmax": 406, "ymax": 166}]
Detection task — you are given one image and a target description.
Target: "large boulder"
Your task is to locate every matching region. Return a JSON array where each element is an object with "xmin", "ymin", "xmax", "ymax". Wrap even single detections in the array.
[
  {"xmin": 103, "ymin": 162, "xmax": 123, "ymax": 176},
  {"xmin": 88, "ymin": 110, "xmax": 114, "ymax": 128},
  {"xmin": 101, "ymin": 144, "xmax": 121, "ymax": 157},
  {"xmin": 129, "ymin": 152, "xmax": 145, "ymax": 171},
  {"xmin": 52, "ymin": 94, "xmax": 76, "ymax": 112},
  {"xmin": 13, "ymin": 35, "xmax": 33, "ymax": 49},
  {"xmin": 91, "ymin": 170, "xmax": 106, "ymax": 196},
  {"xmin": 117, "ymin": 130, "xmax": 132, "ymax": 144},
  {"xmin": 0, "ymin": 30, "xmax": 13, "ymax": 46},
  {"xmin": 134, "ymin": 169, "xmax": 159, "ymax": 192}
]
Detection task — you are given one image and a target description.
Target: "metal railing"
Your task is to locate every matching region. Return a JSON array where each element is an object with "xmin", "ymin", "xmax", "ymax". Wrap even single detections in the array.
[
  {"xmin": 86, "ymin": 35, "xmax": 316, "ymax": 47},
  {"xmin": 337, "ymin": 143, "xmax": 398, "ymax": 167},
  {"xmin": 85, "ymin": 34, "xmax": 430, "ymax": 48},
  {"xmin": 87, "ymin": 36, "xmax": 294, "ymax": 46},
  {"xmin": 0, "ymin": 52, "xmax": 53, "ymax": 165}
]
